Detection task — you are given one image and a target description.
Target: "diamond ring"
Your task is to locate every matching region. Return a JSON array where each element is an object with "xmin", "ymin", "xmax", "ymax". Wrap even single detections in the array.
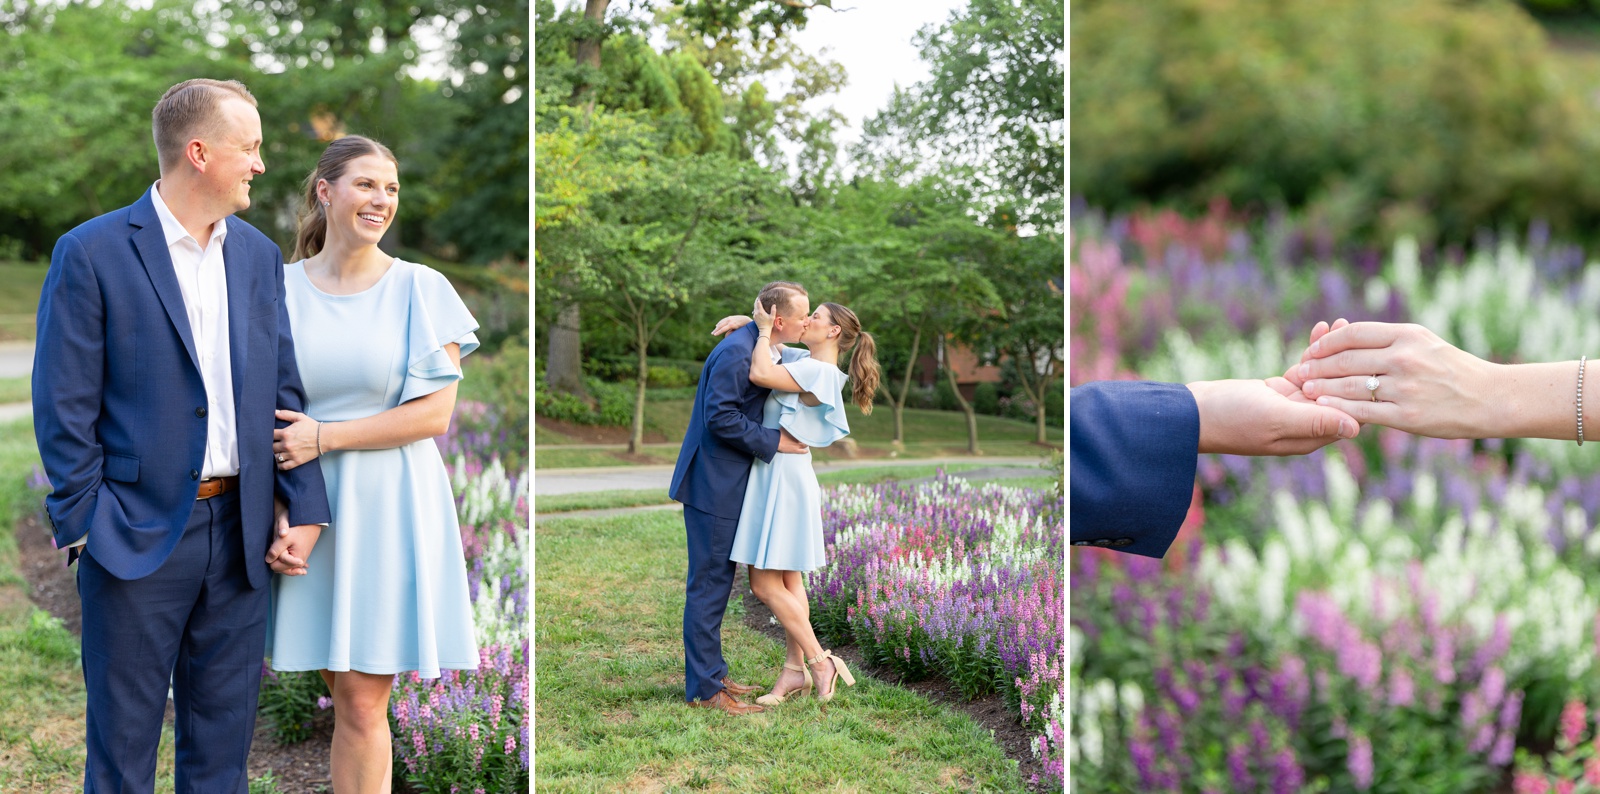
[{"xmin": 1366, "ymin": 376, "xmax": 1380, "ymax": 402}]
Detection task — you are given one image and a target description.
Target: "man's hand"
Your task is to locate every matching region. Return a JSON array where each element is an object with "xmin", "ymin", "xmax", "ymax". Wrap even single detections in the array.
[
  {"xmin": 266, "ymin": 512, "xmax": 322, "ymax": 576},
  {"xmin": 1187, "ymin": 378, "xmax": 1360, "ymax": 456},
  {"xmin": 777, "ymin": 428, "xmax": 809, "ymax": 454}
]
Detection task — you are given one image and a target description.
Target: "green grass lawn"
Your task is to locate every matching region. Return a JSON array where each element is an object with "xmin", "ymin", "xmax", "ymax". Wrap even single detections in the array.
[
  {"xmin": 0, "ymin": 378, "xmax": 30, "ymax": 405},
  {"xmin": 535, "ymin": 509, "xmax": 1025, "ymax": 792},
  {"xmin": 0, "ymin": 418, "xmax": 86, "ymax": 792},
  {"xmin": 0, "ymin": 263, "xmax": 45, "ymax": 342}
]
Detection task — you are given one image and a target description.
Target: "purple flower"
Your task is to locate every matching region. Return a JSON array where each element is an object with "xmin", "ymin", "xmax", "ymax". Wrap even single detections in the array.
[
  {"xmin": 1228, "ymin": 740, "xmax": 1252, "ymax": 792},
  {"xmin": 1347, "ymin": 733, "xmax": 1374, "ymax": 791}
]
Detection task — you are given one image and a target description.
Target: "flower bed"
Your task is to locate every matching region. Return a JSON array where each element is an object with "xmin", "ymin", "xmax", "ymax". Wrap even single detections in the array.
[
  {"xmin": 810, "ymin": 474, "xmax": 1064, "ymax": 789},
  {"xmin": 1071, "ymin": 204, "xmax": 1600, "ymax": 791}
]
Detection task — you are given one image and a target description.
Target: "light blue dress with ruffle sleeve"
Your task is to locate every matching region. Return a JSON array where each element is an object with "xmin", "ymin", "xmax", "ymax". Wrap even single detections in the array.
[
  {"xmin": 729, "ymin": 353, "xmax": 851, "ymax": 572},
  {"xmin": 267, "ymin": 259, "xmax": 481, "ymax": 677}
]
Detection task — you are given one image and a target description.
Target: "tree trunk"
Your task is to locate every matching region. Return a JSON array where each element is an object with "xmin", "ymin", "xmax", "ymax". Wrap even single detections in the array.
[
  {"xmin": 1037, "ymin": 391, "xmax": 1048, "ymax": 444},
  {"xmin": 889, "ymin": 325, "xmax": 922, "ymax": 449},
  {"xmin": 630, "ymin": 319, "xmax": 648, "ymax": 454},
  {"xmin": 941, "ymin": 336, "xmax": 980, "ymax": 455},
  {"xmin": 1015, "ymin": 344, "xmax": 1051, "ymax": 444},
  {"xmin": 571, "ymin": 0, "xmax": 609, "ymax": 106},
  {"xmin": 553, "ymin": 0, "xmax": 611, "ymax": 384},
  {"xmin": 546, "ymin": 300, "xmax": 588, "ymax": 398}
]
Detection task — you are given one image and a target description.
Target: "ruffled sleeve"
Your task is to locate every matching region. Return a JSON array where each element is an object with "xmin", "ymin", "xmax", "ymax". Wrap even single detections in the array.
[
  {"xmin": 400, "ymin": 263, "xmax": 481, "ymax": 404},
  {"xmin": 774, "ymin": 358, "xmax": 851, "ymax": 447},
  {"xmin": 778, "ymin": 345, "xmax": 811, "ymax": 364}
]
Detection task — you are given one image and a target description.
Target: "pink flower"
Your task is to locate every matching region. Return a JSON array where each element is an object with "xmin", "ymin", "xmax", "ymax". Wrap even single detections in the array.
[
  {"xmin": 1513, "ymin": 772, "xmax": 1551, "ymax": 794},
  {"xmin": 1560, "ymin": 699, "xmax": 1589, "ymax": 749}
]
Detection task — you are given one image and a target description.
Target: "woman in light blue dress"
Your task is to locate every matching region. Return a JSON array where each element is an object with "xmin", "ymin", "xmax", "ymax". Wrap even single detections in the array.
[
  {"xmin": 264, "ymin": 136, "xmax": 479, "ymax": 793},
  {"xmin": 723, "ymin": 297, "xmax": 881, "ymax": 705}
]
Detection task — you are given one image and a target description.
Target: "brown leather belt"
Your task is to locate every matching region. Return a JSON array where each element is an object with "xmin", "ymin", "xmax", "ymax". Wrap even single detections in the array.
[{"xmin": 196, "ymin": 475, "xmax": 239, "ymax": 500}]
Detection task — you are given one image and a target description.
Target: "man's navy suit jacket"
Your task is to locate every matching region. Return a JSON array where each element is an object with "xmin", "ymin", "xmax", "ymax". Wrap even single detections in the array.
[
  {"xmin": 670, "ymin": 323, "xmax": 780, "ymax": 519},
  {"xmin": 1070, "ymin": 380, "xmax": 1200, "ymax": 559},
  {"xmin": 32, "ymin": 187, "xmax": 331, "ymax": 589}
]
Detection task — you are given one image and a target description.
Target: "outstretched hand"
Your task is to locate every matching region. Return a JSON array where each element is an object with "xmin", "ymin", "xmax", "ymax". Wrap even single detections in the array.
[
  {"xmin": 1187, "ymin": 378, "xmax": 1360, "ymax": 456},
  {"xmin": 1291, "ymin": 320, "xmax": 1498, "ymax": 439}
]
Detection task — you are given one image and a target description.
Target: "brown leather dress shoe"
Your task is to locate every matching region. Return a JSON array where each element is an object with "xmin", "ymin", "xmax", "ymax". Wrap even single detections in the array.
[
  {"xmin": 687, "ymin": 689, "xmax": 765, "ymax": 715},
  {"xmin": 721, "ymin": 677, "xmax": 763, "ymax": 697}
]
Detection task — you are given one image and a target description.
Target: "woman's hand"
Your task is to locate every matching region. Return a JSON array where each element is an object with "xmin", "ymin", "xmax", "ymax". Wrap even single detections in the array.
[
  {"xmin": 273, "ymin": 409, "xmax": 320, "ymax": 470},
  {"xmin": 712, "ymin": 314, "xmax": 753, "ymax": 337},
  {"xmin": 266, "ymin": 520, "xmax": 320, "ymax": 576},
  {"xmin": 752, "ymin": 297, "xmax": 774, "ymax": 335},
  {"xmin": 1295, "ymin": 321, "xmax": 1502, "ymax": 439}
]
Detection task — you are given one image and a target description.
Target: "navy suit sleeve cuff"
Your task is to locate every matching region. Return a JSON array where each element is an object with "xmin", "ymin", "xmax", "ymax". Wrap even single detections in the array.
[{"xmin": 1069, "ymin": 380, "xmax": 1200, "ymax": 559}]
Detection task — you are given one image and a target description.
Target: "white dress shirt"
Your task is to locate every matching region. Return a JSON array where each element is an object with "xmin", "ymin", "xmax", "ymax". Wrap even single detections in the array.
[{"xmin": 150, "ymin": 182, "xmax": 239, "ymax": 479}]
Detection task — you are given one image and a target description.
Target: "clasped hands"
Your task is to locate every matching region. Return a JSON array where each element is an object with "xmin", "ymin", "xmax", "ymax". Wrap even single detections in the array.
[
  {"xmin": 1196, "ymin": 318, "xmax": 1496, "ymax": 455},
  {"xmin": 266, "ymin": 407, "xmax": 325, "ymax": 576}
]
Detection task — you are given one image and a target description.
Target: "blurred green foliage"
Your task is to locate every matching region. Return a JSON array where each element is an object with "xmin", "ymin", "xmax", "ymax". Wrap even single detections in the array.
[
  {"xmin": 1072, "ymin": 0, "xmax": 1600, "ymax": 247},
  {"xmin": 0, "ymin": 0, "xmax": 526, "ymax": 266}
]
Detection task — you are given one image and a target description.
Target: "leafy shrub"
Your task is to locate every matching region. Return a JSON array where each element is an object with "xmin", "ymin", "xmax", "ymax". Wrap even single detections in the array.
[
  {"xmin": 974, "ymin": 381, "xmax": 1000, "ymax": 415},
  {"xmin": 257, "ymin": 667, "xmax": 330, "ymax": 744},
  {"xmin": 457, "ymin": 335, "xmax": 529, "ymax": 471},
  {"xmin": 534, "ymin": 376, "xmax": 633, "ymax": 429},
  {"xmin": 933, "ymin": 378, "xmax": 961, "ymax": 411}
]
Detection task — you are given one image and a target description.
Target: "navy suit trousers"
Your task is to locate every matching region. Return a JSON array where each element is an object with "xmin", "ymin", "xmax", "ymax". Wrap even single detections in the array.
[
  {"xmin": 78, "ymin": 490, "xmax": 266, "ymax": 794},
  {"xmin": 682, "ymin": 503, "xmax": 740, "ymax": 701}
]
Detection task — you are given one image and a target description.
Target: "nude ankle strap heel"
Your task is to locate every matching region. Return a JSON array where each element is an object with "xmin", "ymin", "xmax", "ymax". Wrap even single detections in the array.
[
  {"xmin": 806, "ymin": 650, "xmax": 855, "ymax": 703},
  {"xmin": 756, "ymin": 662, "xmax": 812, "ymax": 706}
]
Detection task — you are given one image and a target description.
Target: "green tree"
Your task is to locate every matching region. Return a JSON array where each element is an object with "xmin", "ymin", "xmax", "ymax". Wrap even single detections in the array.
[
  {"xmin": 858, "ymin": 0, "xmax": 1064, "ymax": 229},
  {"xmin": 833, "ymin": 175, "xmax": 1003, "ymax": 450},
  {"xmin": 0, "ymin": 0, "xmax": 230, "ymax": 258},
  {"xmin": 536, "ymin": 0, "xmax": 835, "ymax": 398},
  {"xmin": 566, "ymin": 154, "xmax": 795, "ymax": 452},
  {"xmin": 988, "ymin": 228, "xmax": 1064, "ymax": 444},
  {"xmin": 426, "ymin": 0, "xmax": 529, "ymax": 263}
]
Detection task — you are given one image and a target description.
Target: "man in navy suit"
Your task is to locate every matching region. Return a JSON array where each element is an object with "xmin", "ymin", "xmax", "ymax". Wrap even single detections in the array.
[
  {"xmin": 1071, "ymin": 376, "xmax": 1360, "ymax": 558},
  {"xmin": 32, "ymin": 78, "xmax": 331, "ymax": 792},
  {"xmin": 670, "ymin": 281, "xmax": 812, "ymax": 714}
]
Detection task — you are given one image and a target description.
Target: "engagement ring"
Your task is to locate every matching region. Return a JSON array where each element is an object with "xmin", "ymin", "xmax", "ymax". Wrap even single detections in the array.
[{"xmin": 1366, "ymin": 376, "xmax": 1380, "ymax": 402}]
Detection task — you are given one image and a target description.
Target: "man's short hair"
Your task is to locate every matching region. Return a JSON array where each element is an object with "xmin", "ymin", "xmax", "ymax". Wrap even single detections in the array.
[
  {"xmin": 758, "ymin": 281, "xmax": 808, "ymax": 318},
  {"xmin": 152, "ymin": 79, "xmax": 257, "ymax": 172}
]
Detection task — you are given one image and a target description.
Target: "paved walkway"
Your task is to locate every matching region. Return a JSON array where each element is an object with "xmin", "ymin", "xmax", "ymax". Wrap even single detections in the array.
[
  {"xmin": 0, "ymin": 342, "xmax": 31, "ymax": 379},
  {"xmin": 534, "ymin": 455, "xmax": 1049, "ymax": 495},
  {"xmin": 0, "ymin": 401, "xmax": 29, "ymax": 423},
  {"xmin": 535, "ymin": 462, "xmax": 1053, "ymax": 522}
]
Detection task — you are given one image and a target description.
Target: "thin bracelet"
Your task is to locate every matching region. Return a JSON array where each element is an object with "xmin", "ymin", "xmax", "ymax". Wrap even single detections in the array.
[
  {"xmin": 316, "ymin": 421, "xmax": 324, "ymax": 456},
  {"xmin": 1579, "ymin": 356, "xmax": 1588, "ymax": 447}
]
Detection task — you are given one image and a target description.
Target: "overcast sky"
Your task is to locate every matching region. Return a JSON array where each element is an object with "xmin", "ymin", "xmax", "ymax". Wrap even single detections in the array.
[{"xmin": 786, "ymin": 0, "xmax": 968, "ymax": 150}]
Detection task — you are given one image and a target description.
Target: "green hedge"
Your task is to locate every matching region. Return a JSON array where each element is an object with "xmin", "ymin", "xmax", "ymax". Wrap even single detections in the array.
[{"xmin": 1072, "ymin": 0, "xmax": 1600, "ymax": 247}]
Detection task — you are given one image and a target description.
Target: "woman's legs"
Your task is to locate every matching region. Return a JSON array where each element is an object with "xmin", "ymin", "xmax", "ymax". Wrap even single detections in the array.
[
  {"xmin": 323, "ymin": 669, "xmax": 397, "ymax": 794},
  {"xmin": 749, "ymin": 568, "xmax": 824, "ymax": 696},
  {"xmin": 780, "ymin": 571, "xmax": 844, "ymax": 698}
]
